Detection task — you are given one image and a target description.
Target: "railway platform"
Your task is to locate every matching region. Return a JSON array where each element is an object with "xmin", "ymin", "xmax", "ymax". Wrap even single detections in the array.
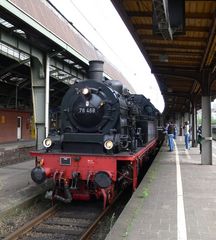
[
  {"xmin": 0, "ymin": 159, "xmax": 51, "ymax": 217},
  {"xmin": 106, "ymin": 137, "xmax": 216, "ymax": 240},
  {"xmin": 0, "ymin": 140, "xmax": 35, "ymax": 166}
]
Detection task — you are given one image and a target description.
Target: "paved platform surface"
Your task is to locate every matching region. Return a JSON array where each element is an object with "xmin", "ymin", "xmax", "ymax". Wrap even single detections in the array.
[
  {"xmin": 0, "ymin": 140, "xmax": 35, "ymax": 151},
  {"xmin": 0, "ymin": 140, "xmax": 36, "ymax": 166},
  {"xmin": 0, "ymin": 159, "xmax": 51, "ymax": 216},
  {"xmin": 106, "ymin": 137, "xmax": 216, "ymax": 240}
]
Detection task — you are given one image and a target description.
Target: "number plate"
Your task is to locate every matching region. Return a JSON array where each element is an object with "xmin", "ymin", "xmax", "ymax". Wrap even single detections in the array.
[
  {"xmin": 79, "ymin": 107, "xmax": 96, "ymax": 113},
  {"xmin": 60, "ymin": 157, "xmax": 71, "ymax": 165}
]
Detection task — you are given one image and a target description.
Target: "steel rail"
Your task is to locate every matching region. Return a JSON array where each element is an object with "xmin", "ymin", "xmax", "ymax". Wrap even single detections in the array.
[
  {"xmin": 4, "ymin": 191, "xmax": 123, "ymax": 240},
  {"xmin": 80, "ymin": 192, "xmax": 122, "ymax": 240},
  {"xmin": 4, "ymin": 205, "xmax": 58, "ymax": 240}
]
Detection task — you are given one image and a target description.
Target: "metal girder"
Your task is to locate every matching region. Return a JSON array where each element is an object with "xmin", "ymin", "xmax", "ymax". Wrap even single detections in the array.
[
  {"xmin": 0, "ymin": 58, "xmax": 30, "ymax": 76},
  {"xmin": 152, "ymin": 0, "xmax": 173, "ymax": 40},
  {"xmin": 0, "ymin": 28, "xmax": 87, "ymax": 81},
  {"xmin": 0, "ymin": 28, "xmax": 43, "ymax": 63},
  {"xmin": 50, "ymin": 58, "xmax": 87, "ymax": 80},
  {"xmin": 127, "ymin": 11, "xmax": 211, "ymax": 20},
  {"xmin": 144, "ymin": 42, "xmax": 203, "ymax": 50},
  {"xmin": 151, "ymin": 67, "xmax": 201, "ymax": 81},
  {"xmin": 162, "ymin": 91, "xmax": 191, "ymax": 98},
  {"xmin": 148, "ymin": 51, "xmax": 203, "ymax": 57},
  {"xmin": 140, "ymin": 34, "xmax": 206, "ymax": 43},
  {"xmin": 200, "ymin": 13, "xmax": 216, "ymax": 71},
  {"xmin": 0, "ymin": 0, "xmax": 89, "ymax": 65},
  {"xmin": 134, "ymin": 24, "xmax": 209, "ymax": 32}
]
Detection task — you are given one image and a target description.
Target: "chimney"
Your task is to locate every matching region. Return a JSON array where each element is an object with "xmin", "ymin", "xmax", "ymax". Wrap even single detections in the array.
[{"xmin": 88, "ymin": 60, "xmax": 104, "ymax": 81}]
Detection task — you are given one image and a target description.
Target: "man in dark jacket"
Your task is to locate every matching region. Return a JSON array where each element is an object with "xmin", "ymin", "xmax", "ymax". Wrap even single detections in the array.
[
  {"xmin": 167, "ymin": 122, "xmax": 175, "ymax": 151},
  {"xmin": 197, "ymin": 125, "xmax": 202, "ymax": 154}
]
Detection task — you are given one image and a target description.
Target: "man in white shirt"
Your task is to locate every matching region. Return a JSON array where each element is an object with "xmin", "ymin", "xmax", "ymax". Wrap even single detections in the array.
[{"xmin": 183, "ymin": 121, "xmax": 190, "ymax": 149}]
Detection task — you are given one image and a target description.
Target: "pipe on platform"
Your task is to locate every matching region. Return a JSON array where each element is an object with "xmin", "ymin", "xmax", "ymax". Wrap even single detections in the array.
[{"xmin": 45, "ymin": 55, "xmax": 50, "ymax": 137}]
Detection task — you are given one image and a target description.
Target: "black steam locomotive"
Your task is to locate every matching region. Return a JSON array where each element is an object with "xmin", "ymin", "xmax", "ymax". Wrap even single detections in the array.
[
  {"xmin": 47, "ymin": 60, "xmax": 158, "ymax": 154},
  {"xmin": 31, "ymin": 60, "xmax": 159, "ymax": 207}
]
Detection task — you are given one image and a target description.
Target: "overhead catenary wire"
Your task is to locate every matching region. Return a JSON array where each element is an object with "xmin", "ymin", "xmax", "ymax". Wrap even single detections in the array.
[{"xmin": 68, "ymin": 0, "xmax": 137, "ymax": 75}]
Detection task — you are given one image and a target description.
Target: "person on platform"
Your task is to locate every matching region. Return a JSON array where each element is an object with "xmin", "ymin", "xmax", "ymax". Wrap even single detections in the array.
[
  {"xmin": 164, "ymin": 123, "xmax": 169, "ymax": 146},
  {"xmin": 173, "ymin": 124, "xmax": 177, "ymax": 139},
  {"xmin": 197, "ymin": 125, "xmax": 202, "ymax": 154},
  {"xmin": 167, "ymin": 122, "xmax": 175, "ymax": 151},
  {"xmin": 183, "ymin": 121, "xmax": 190, "ymax": 149}
]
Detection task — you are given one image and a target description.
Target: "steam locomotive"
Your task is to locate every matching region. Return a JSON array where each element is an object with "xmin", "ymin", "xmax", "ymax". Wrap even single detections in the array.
[{"xmin": 31, "ymin": 60, "xmax": 159, "ymax": 208}]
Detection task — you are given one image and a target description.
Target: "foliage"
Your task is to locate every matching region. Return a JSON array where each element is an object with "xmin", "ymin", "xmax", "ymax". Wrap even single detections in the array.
[{"xmin": 197, "ymin": 115, "xmax": 216, "ymax": 125}]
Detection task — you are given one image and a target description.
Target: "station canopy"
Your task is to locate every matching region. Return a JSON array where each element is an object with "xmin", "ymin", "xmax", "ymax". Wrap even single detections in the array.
[
  {"xmin": 111, "ymin": 0, "xmax": 216, "ymax": 116},
  {"xmin": 0, "ymin": 0, "xmax": 134, "ymax": 110}
]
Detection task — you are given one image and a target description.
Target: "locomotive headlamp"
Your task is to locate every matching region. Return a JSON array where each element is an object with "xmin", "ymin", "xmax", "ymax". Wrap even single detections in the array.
[
  {"xmin": 104, "ymin": 140, "xmax": 114, "ymax": 150},
  {"xmin": 43, "ymin": 137, "xmax": 52, "ymax": 148},
  {"xmin": 82, "ymin": 87, "xmax": 90, "ymax": 95}
]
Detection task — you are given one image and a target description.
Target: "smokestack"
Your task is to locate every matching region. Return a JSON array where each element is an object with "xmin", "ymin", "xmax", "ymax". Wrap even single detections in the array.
[{"xmin": 88, "ymin": 60, "xmax": 104, "ymax": 81}]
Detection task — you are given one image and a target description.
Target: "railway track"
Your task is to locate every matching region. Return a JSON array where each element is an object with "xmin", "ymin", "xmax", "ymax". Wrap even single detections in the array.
[{"xmin": 4, "ymin": 194, "xmax": 121, "ymax": 240}]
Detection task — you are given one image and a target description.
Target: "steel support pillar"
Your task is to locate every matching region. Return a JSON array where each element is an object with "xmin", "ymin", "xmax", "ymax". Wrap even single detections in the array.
[
  {"xmin": 201, "ymin": 96, "xmax": 212, "ymax": 165},
  {"xmin": 184, "ymin": 112, "xmax": 190, "ymax": 123},
  {"xmin": 191, "ymin": 100, "xmax": 197, "ymax": 147},
  {"xmin": 176, "ymin": 113, "xmax": 181, "ymax": 136},
  {"xmin": 193, "ymin": 107, "xmax": 198, "ymax": 146},
  {"xmin": 178, "ymin": 113, "xmax": 181, "ymax": 136},
  {"xmin": 180, "ymin": 113, "xmax": 184, "ymax": 136},
  {"xmin": 31, "ymin": 56, "xmax": 46, "ymax": 150}
]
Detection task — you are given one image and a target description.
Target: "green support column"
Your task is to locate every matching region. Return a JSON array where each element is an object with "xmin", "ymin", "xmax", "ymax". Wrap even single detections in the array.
[
  {"xmin": 191, "ymin": 98, "xmax": 197, "ymax": 147},
  {"xmin": 201, "ymin": 95, "xmax": 212, "ymax": 165},
  {"xmin": 31, "ymin": 56, "xmax": 46, "ymax": 150},
  {"xmin": 200, "ymin": 69, "xmax": 213, "ymax": 165}
]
